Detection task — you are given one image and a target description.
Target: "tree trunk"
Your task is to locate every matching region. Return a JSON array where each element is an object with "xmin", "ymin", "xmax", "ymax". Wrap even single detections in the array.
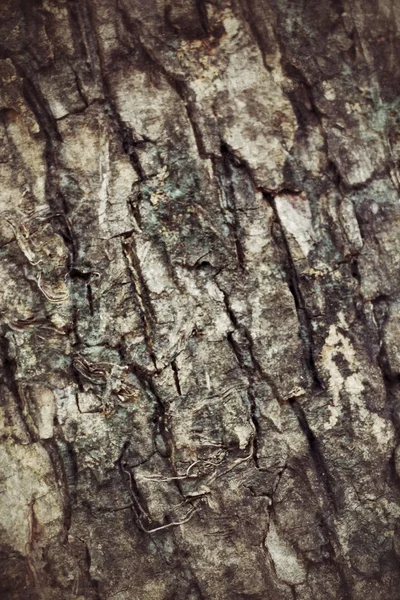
[{"xmin": 1, "ymin": 1, "xmax": 400, "ymax": 599}]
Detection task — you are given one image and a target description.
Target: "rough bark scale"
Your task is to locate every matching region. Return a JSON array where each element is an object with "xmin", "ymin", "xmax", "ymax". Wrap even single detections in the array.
[{"xmin": 1, "ymin": 1, "xmax": 400, "ymax": 599}]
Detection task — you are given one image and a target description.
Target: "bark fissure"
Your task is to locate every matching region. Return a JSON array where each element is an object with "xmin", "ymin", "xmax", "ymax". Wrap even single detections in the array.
[
  {"xmin": 0, "ymin": 333, "xmax": 35, "ymax": 442},
  {"xmin": 263, "ymin": 191, "xmax": 325, "ymax": 393},
  {"xmin": 288, "ymin": 398, "xmax": 337, "ymax": 512}
]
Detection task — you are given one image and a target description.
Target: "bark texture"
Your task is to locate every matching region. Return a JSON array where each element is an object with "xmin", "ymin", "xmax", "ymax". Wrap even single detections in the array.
[{"xmin": 1, "ymin": 1, "xmax": 400, "ymax": 599}]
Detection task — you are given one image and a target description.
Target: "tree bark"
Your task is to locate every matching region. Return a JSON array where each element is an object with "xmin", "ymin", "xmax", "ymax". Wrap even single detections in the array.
[{"xmin": 1, "ymin": 1, "xmax": 400, "ymax": 599}]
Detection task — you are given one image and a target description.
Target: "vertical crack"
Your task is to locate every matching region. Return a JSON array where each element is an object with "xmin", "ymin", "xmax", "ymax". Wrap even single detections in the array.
[
  {"xmin": 248, "ymin": 389, "xmax": 260, "ymax": 469},
  {"xmin": 171, "ymin": 360, "xmax": 182, "ymax": 396},
  {"xmin": 86, "ymin": 283, "xmax": 94, "ymax": 316},
  {"xmin": 214, "ymin": 143, "xmax": 247, "ymax": 270},
  {"xmin": 14, "ymin": 61, "xmax": 76, "ymax": 264},
  {"xmin": 72, "ymin": 0, "xmax": 146, "ymax": 182},
  {"xmin": 80, "ymin": 539, "xmax": 102, "ymax": 600},
  {"xmin": 263, "ymin": 191, "xmax": 325, "ymax": 393},
  {"xmin": 41, "ymin": 437, "xmax": 75, "ymax": 543},
  {"xmin": 129, "ymin": 364, "xmax": 172, "ymax": 464},
  {"xmin": 195, "ymin": 0, "xmax": 210, "ymax": 36},
  {"xmin": 121, "ymin": 236, "xmax": 157, "ymax": 367},
  {"xmin": 288, "ymin": 398, "xmax": 337, "ymax": 512},
  {"xmin": 222, "ymin": 288, "xmax": 282, "ymax": 402},
  {"xmin": 0, "ymin": 332, "xmax": 35, "ymax": 441},
  {"xmin": 220, "ymin": 286, "xmax": 283, "ymax": 469}
]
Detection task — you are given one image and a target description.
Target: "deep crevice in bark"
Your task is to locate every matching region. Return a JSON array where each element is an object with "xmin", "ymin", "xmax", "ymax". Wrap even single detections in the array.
[
  {"xmin": 288, "ymin": 398, "xmax": 337, "ymax": 512},
  {"xmin": 0, "ymin": 332, "xmax": 35, "ymax": 442},
  {"xmin": 263, "ymin": 191, "xmax": 325, "ymax": 393}
]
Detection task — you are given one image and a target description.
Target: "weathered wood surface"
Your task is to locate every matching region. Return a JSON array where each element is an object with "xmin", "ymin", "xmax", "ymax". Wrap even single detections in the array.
[{"xmin": 1, "ymin": 1, "xmax": 400, "ymax": 598}]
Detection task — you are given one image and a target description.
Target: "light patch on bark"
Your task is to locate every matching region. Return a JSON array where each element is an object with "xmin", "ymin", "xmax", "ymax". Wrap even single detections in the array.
[
  {"xmin": 322, "ymin": 81, "xmax": 336, "ymax": 101},
  {"xmin": 275, "ymin": 193, "xmax": 316, "ymax": 258},
  {"xmin": 0, "ymin": 442, "xmax": 63, "ymax": 554},
  {"xmin": 338, "ymin": 197, "xmax": 364, "ymax": 251},
  {"xmin": 32, "ymin": 386, "xmax": 56, "ymax": 439},
  {"xmin": 344, "ymin": 373, "xmax": 393, "ymax": 453},
  {"xmin": 98, "ymin": 139, "xmax": 110, "ymax": 230},
  {"xmin": 382, "ymin": 299, "xmax": 400, "ymax": 372},
  {"xmin": 265, "ymin": 520, "xmax": 307, "ymax": 585},
  {"xmin": 321, "ymin": 316, "xmax": 354, "ymax": 427},
  {"xmin": 322, "ymin": 315, "xmax": 394, "ymax": 450}
]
